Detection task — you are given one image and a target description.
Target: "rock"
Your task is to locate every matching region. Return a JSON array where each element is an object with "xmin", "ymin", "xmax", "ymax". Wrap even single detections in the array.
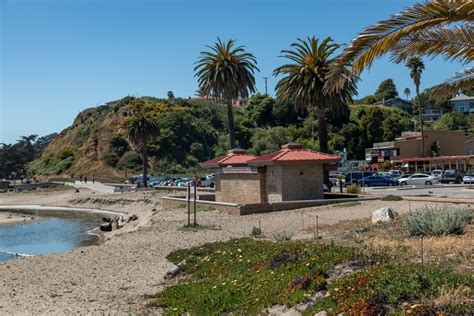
[
  {"xmin": 371, "ymin": 207, "xmax": 395, "ymax": 223},
  {"xmin": 281, "ymin": 307, "xmax": 301, "ymax": 316},
  {"xmin": 314, "ymin": 311, "xmax": 328, "ymax": 316},
  {"xmin": 266, "ymin": 305, "xmax": 286, "ymax": 315},
  {"xmin": 165, "ymin": 265, "xmax": 181, "ymax": 279},
  {"xmin": 100, "ymin": 222, "xmax": 112, "ymax": 232}
]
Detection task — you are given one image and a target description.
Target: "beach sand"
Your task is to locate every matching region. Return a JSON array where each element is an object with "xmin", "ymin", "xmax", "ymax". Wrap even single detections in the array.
[
  {"xmin": 0, "ymin": 189, "xmax": 458, "ymax": 314},
  {"xmin": 0, "ymin": 211, "xmax": 43, "ymax": 227}
]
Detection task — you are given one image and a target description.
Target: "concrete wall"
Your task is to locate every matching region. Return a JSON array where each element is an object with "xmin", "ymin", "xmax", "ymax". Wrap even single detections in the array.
[
  {"xmin": 218, "ymin": 172, "xmax": 265, "ymax": 204},
  {"xmin": 266, "ymin": 163, "xmax": 324, "ymax": 202}
]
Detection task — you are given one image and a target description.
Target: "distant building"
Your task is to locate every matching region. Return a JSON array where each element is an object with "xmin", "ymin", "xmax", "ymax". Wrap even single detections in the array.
[
  {"xmin": 374, "ymin": 97, "xmax": 412, "ymax": 112},
  {"xmin": 421, "ymin": 106, "xmax": 443, "ymax": 122},
  {"xmin": 450, "ymin": 93, "xmax": 474, "ymax": 113},
  {"xmin": 365, "ymin": 130, "xmax": 465, "ymax": 162}
]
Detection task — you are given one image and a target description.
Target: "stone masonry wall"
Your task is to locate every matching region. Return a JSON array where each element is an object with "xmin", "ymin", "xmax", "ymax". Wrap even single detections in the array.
[
  {"xmin": 266, "ymin": 163, "xmax": 323, "ymax": 202},
  {"xmin": 219, "ymin": 172, "xmax": 264, "ymax": 204}
]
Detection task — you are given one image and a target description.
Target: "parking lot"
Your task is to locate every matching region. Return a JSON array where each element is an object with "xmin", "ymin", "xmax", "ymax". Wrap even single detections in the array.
[{"xmin": 364, "ymin": 184, "xmax": 474, "ymax": 199}]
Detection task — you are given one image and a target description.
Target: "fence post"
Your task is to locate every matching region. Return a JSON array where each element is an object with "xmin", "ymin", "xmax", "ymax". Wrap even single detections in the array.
[
  {"xmin": 193, "ymin": 179, "xmax": 197, "ymax": 226},
  {"xmin": 316, "ymin": 215, "xmax": 319, "ymax": 240},
  {"xmin": 420, "ymin": 235, "xmax": 424, "ymax": 280},
  {"xmin": 187, "ymin": 183, "xmax": 191, "ymax": 226},
  {"xmin": 301, "ymin": 210, "xmax": 304, "ymax": 229}
]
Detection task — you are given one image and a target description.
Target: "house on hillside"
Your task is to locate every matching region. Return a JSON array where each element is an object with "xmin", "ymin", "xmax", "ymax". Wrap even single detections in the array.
[
  {"xmin": 422, "ymin": 106, "xmax": 443, "ymax": 122},
  {"xmin": 450, "ymin": 93, "xmax": 474, "ymax": 113},
  {"xmin": 200, "ymin": 144, "xmax": 340, "ymax": 204},
  {"xmin": 374, "ymin": 97, "xmax": 412, "ymax": 112}
]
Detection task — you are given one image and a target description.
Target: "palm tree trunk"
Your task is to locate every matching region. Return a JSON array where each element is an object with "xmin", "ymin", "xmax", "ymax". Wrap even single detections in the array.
[
  {"xmin": 226, "ymin": 98, "xmax": 236, "ymax": 149},
  {"xmin": 416, "ymin": 86, "xmax": 424, "ymax": 157},
  {"xmin": 142, "ymin": 145, "xmax": 148, "ymax": 188},
  {"xmin": 317, "ymin": 107, "xmax": 330, "ymax": 188}
]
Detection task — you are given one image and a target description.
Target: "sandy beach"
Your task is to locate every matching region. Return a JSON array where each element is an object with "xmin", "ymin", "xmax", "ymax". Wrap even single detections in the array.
[
  {"xmin": 0, "ymin": 188, "xmax": 459, "ymax": 314},
  {"xmin": 0, "ymin": 211, "xmax": 43, "ymax": 227}
]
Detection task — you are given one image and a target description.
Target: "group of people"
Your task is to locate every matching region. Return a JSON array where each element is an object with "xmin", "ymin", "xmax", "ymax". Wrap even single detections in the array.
[{"xmin": 70, "ymin": 174, "xmax": 95, "ymax": 184}]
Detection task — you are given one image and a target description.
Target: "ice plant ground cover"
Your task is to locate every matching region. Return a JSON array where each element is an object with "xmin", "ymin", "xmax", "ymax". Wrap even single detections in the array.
[{"xmin": 146, "ymin": 238, "xmax": 473, "ymax": 315}]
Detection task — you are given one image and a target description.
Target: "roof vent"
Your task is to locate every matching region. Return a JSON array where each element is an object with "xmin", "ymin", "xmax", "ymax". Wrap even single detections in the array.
[
  {"xmin": 281, "ymin": 143, "xmax": 304, "ymax": 150},
  {"xmin": 228, "ymin": 148, "xmax": 247, "ymax": 155}
]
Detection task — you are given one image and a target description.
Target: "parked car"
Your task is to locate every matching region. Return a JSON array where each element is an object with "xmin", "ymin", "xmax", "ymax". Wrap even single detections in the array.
[
  {"xmin": 463, "ymin": 173, "xmax": 474, "ymax": 184},
  {"xmin": 199, "ymin": 175, "xmax": 215, "ymax": 187},
  {"xmin": 344, "ymin": 171, "xmax": 375, "ymax": 186},
  {"xmin": 398, "ymin": 173, "xmax": 439, "ymax": 186},
  {"xmin": 357, "ymin": 175, "xmax": 398, "ymax": 187},
  {"xmin": 441, "ymin": 169, "xmax": 464, "ymax": 183}
]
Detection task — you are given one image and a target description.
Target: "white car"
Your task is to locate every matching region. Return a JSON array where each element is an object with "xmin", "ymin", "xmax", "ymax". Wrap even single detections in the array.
[
  {"xmin": 398, "ymin": 173, "xmax": 439, "ymax": 186},
  {"xmin": 463, "ymin": 173, "xmax": 474, "ymax": 184}
]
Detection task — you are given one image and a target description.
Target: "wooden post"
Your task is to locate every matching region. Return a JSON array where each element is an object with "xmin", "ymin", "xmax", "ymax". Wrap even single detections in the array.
[
  {"xmin": 301, "ymin": 210, "xmax": 304, "ymax": 229},
  {"xmin": 193, "ymin": 179, "xmax": 197, "ymax": 226},
  {"xmin": 420, "ymin": 235, "xmax": 424, "ymax": 279},
  {"xmin": 316, "ymin": 215, "xmax": 319, "ymax": 240},
  {"xmin": 187, "ymin": 183, "xmax": 191, "ymax": 226}
]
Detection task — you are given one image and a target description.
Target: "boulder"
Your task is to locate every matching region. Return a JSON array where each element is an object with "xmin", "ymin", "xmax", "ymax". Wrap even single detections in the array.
[
  {"xmin": 371, "ymin": 207, "xmax": 395, "ymax": 223},
  {"xmin": 314, "ymin": 312, "xmax": 328, "ymax": 316}
]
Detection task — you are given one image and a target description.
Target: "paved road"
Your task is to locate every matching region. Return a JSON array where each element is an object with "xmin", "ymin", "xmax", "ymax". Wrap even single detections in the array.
[
  {"xmin": 65, "ymin": 181, "xmax": 115, "ymax": 194},
  {"xmin": 365, "ymin": 184, "xmax": 474, "ymax": 199}
]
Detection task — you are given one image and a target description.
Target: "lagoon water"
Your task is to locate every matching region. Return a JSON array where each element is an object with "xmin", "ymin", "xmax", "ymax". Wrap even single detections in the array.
[{"xmin": 0, "ymin": 210, "xmax": 104, "ymax": 263}]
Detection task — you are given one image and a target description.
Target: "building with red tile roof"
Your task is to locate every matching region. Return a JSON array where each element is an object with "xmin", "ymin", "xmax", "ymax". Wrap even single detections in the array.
[{"xmin": 200, "ymin": 144, "xmax": 340, "ymax": 204}]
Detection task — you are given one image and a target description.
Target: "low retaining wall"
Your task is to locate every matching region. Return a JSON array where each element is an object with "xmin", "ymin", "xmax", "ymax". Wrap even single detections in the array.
[
  {"xmin": 154, "ymin": 186, "xmax": 215, "ymax": 193},
  {"xmin": 161, "ymin": 195, "xmax": 379, "ymax": 216}
]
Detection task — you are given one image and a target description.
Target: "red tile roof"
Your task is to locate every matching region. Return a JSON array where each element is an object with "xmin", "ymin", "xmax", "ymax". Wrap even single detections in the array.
[
  {"xmin": 200, "ymin": 149, "xmax": 256, "ymax": 168},
  {"xmin": 248, "ymin": 143, "xmax": 341, "ymax": 166}
]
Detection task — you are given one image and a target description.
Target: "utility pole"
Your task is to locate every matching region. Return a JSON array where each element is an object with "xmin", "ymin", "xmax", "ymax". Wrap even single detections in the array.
[{"xmin": 263, "ymin": 77, "xmax": 268, "ymax": 95}]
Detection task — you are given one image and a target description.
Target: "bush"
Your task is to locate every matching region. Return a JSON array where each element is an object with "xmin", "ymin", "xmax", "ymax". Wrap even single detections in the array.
[
  {"xmin": 382, "ymin": 195, "xmax": 403, "ymax": 201},
  {"xmin": 346, "ymin": 184, "xmax": 361, "ymax": 194},
  {"xmin": 58, "ymin": 147, "xmax": 75, "ymax": 160},
  {"xmin": 273, "ymin": 231, "xmax": 293, "ymax": 241},
  {"xmin": 250, "ymin": 226, "xmax": 263, "ymax": 237},
  {"xmin": 406, "ymin": 206, "xmax": 473, "ymax": 236},
  {"xmin": 102, "ymin": 152, "xmax": 120, "ymax": 167},
  {"xmin": 117, "ymin": 151, "xmax": 142, "ymax": 170},
  {"xmin": 109, "ymin": 134, "xmax": 129, "ymax": 156}
]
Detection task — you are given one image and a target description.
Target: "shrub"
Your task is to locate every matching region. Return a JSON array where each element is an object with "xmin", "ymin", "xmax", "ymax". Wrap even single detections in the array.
[
  {"xmin": 406, "ymin": 206, "xmax": 473, "ymax": 236},
  {"xmin": 102, "ymin": 152, "xmax": 120, "ymax": 167},
  {"xmin": 382, "ymin": 195, "xmax": 403, "ymax": 201},
  {"xmin": 117, "ymin": 151, "xmax": 142, "ymax": 170},
  {"xmin": 250, "ymin": 226, "xmax": 263, "ymax": 237},
  {"xmin": 273, "ymin": 231, "xmax": 293, "ymax": 241},
  {"xmin": 58, "ymin": 147, "xmax": 75, "ymax": 160},
  {"xmin": 346, "ymin": 184, "xmax": 361, "ymax": 194},
  {"xmin": 109, "ymin": 134, "xmax": 129, "ymax": 156}
]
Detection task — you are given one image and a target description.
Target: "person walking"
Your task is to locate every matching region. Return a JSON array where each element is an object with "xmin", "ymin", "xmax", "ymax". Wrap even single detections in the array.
[
  {"xmin": 92, "ymin": 174, "xmax": 95, "ymax": 184},
  {"xmin": 80, "ymin": 175, "xmax": 83, "ymax": 183},
  {"xmin": 84, "ymin": 175, "xmax": 88, "ymax": 184}
]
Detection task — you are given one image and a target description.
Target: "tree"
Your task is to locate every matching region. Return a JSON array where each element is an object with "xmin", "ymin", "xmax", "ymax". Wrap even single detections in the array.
[
  {"xmin": 167, "ymin": 91, "xmax": 175, "ymax": 99},
  {"xmin": 431, "ymin": 141, "xmax": 441, "ymax": 157},
  {"xmin": 406, "ymin": 56, "xmax": 425, "ymax": 156},
  {"xmin": 125, "ymin": 104, "xmax": 159, "ymax": 188},
  {"xmin": 404, "ymin": 87, "xmax": 411, "ymax": 101},
  {"xmin": 328, "ymin": 1, "xmax": 473, "ymax": 94},
  {"xmin": 273, "ymin": 37, "xmax": 356, "ymax": 185},
  {"xmin": 374, "ymin": 79, "xmax": 398, "ymax": 101},
  {"xmin": 432, "ymin": 112, "xmax": 468, "ymax": 131},
  {"xmin": 194, "ymin": 38, "xmax": 258, "ymax": 149}
]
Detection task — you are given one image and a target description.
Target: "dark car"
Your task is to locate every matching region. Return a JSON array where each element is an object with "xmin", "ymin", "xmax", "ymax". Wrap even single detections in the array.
[
  {"xmin": 357, "ymin": 175, "xmax": 398, "ymax": 187},
  {"xmin": 345, "ymin": 171, "xmax": 375, "ymax": 186}
]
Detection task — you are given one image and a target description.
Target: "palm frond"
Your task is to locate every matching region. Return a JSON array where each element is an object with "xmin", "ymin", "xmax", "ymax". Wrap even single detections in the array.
[
  {"xmin": 431, "ymin": 67, "xmax": 474, "ymax": 95},
  {"xmin": 328, "ymin": 0, "xmax": 473, "ymax": 90},
  {"xmin": 391, "ymin": 24, "xmax": 474, "ymax": 63}
]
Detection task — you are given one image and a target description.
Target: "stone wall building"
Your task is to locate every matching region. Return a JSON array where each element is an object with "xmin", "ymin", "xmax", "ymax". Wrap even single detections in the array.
[{"xmin": 200, "ymin": 144, "xmax": 340, "ymax": 204}]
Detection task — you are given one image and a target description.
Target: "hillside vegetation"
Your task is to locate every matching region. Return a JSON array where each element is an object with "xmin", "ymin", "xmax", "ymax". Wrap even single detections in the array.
[{"xmin": 25, "ymin": 93, "xmax": 460, "ymax": 179}]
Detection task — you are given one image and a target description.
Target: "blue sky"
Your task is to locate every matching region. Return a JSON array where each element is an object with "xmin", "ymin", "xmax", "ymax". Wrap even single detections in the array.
[{"xmin": 0, "ymin": 0, "xmax": 466, "ymax": 144}]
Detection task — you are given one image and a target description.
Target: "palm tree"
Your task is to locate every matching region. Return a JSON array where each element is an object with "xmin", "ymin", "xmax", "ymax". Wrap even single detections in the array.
[
  {"xmin": 406, "ymin": 56, "xmax": 425, "ymax": 157},
  {"xmin": 125, "ymin": 106, "xmax": 159, "ymax": 188},
  {"xmin": 328, "ymin": 1, "xmax": 473, "ymax": 91},
  {"xmin": 274, "ymin": 37, "xmax": 356, "ymax": 185},
  {"xmin": 403, "ymin": 88, "xmax": 411, "ymax": 101},
  {"xmin": 194, "ymin": 38, "xmax": 259, "ymax": 149}
]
